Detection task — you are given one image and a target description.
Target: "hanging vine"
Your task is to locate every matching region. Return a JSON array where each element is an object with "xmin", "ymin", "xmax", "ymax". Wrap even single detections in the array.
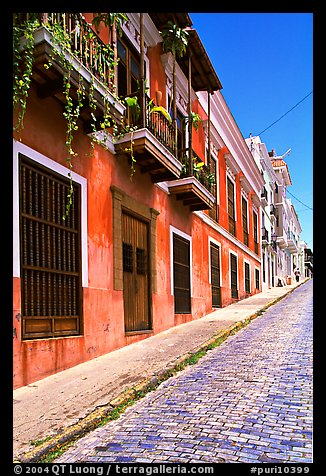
[{"xmin": 13, "ymin": 12, "xmax": 131, "ymax": 219}]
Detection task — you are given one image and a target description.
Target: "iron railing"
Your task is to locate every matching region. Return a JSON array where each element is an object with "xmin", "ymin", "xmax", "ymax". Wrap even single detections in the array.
[
  {"xmin": 15, "ymin": 13, "xmax": 115, "ymax": 90},
  {"xmin": 125, "ymin": 92, "xmax": 176, "ymax": 155},
  {"xmin": 179, "ymin": 150, "xmax": 215, "ymax": 195}
]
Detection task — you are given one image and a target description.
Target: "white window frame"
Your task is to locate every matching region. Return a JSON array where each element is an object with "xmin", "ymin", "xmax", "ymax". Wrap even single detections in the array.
[
  {"xmin": 13, "ymin": 140, "xmax": 89, "ymax": 287},
  {"xmin": 170, "ymin": 225, "xmax": 192, "ymax": 296}
]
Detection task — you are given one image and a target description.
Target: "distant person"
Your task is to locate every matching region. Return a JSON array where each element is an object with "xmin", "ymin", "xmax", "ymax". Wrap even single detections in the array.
[{"xmin": 294, "ymin": 267, "xmax": 301, "ymax": 283}]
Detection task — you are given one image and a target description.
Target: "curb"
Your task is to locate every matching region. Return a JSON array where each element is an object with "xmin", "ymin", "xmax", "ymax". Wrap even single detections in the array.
[{"xmin": 14, "ymin": 280, "xmax": 307, "ymax": 463}]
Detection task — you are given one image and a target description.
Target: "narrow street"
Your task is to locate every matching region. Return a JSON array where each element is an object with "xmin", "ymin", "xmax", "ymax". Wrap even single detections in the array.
[{"xmin": 56, "ymin": 280, "xmax": 313, "ymax": 464}]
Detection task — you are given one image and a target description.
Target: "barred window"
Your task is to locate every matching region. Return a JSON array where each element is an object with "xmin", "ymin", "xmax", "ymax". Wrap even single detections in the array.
[{"xmin": 19, "ymin": 154, "xmax": 82, "ymax": 339}]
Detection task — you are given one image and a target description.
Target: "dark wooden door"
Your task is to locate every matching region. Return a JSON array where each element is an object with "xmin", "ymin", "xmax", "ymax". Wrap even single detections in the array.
[
  {"xmin": 173, "ymin": 233, "xmax": 191, "ymax": 314},
  {"xmin": 210, "ymin": 242, "xmax": 221, "ymax": 307},
  {"xmin": 122, "ymin": 211, "xmax": 151, "ymax": 332},
  {"xmin": 230, "ymin": 253, "xmax": 238, "ymax": 299}
]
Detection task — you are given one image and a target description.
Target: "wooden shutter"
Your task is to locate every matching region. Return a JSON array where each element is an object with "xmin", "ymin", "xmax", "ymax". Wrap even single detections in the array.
[
  {"xmin": 255, "ymin": 268, "xmax": 260, "ymax": 290},
  {"xmin": 245, "ymin": 262, "xmax": 250, "ymax": 294},
  {"xmin": 242, "ymin": 196, "xmax": 249, "ymax": 246},
  {"xmin": 210, "ymin": 242, "xmax": 221, "ymax": 307},
  {"xmin": 19, "ymin": 154, "xmax": 82, "ymax": 339},
  {"xmin": 253, "ymin": 210, "xmax": 258, "ymax": 254},
  {"xmin": 230, "ymin": 253, "xmax": 238, "ymax": 299},
  {"xmin": 173, "ymin": 233, "xmax": 191, "ymax": 314},
  {"xmin": 227, "ymin": 177, "xmax": 236, "ymax": 236}
]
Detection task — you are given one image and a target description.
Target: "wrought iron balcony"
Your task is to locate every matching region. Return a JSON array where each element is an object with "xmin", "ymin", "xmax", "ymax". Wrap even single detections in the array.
[
  {"xmin": 261, "ymin": 226, "xmax": 269, "ymax": 244},
  {"xmin": 261, "ymin": 186, "xmax": 268, "ymax": 206},
  {"xmin": 270, "ymin": 203, "xmax": 277, "ymax": 216},
  {"xmin": 287, "ymin": 231, "xmax": 298, "ymax": 253},
  {"xmin": 114, "ymin": 94, "xmax": 183, "ymax": 182},
  {"xmin": 14, "ymin": 13, "xmax": 125, "ymax": 132},
  {"xmin": 167, "ymin": 152, "xmax": 215, "ymax": 211}
]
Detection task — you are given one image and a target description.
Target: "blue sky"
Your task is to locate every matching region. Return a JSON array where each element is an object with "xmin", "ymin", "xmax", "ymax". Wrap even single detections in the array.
[{"xmin": 190, "ymin": 13, "xmax": 313, "ymax": 250}]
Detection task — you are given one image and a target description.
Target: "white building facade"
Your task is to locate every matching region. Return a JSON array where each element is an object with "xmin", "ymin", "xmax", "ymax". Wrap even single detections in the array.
[{"xmin": 245, "ymin": 135, "xmax": 278, "ymax": 290}]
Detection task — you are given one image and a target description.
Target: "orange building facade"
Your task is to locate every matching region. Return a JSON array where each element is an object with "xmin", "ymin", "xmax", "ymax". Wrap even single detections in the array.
[{"xmin": 13, "ymin": 13, "xmax": 264, "ymax": 388}]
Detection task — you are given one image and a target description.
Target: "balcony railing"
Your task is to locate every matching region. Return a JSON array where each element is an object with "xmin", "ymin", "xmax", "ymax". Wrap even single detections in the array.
[
  {"xmin": 125, "ymin": 93, "xmax": 176, "ymax": 156},
  {"xmin": 270, "ymin": 204, "xmax": 277, "ymax": 216},
  {"xmin": 15, "ymin": 13, "xmax": 125, "ymax": 133},
  {"xmin": 16, "ymin": 13, "xmax": 114, "ymax": 91},
  {"xmin": 261, "ymin": 186, "xmax": 268, "ymax": 205},
  {"xmin": 262, "ymin": 226, "xmax": 269, "ymax": 243},
  {"xmin": 179, "ymin": 151, "xmax": 215, "ymax": 195}
]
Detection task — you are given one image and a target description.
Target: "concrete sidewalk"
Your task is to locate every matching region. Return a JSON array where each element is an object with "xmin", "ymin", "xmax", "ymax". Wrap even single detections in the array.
[{"xmin": 13, "ymin": 279, "xmax": 308, "ymax": 462}]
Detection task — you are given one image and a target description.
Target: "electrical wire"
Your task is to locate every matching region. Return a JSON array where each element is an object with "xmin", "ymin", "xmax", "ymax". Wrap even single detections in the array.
[
  {"xmin": 287, "ymin": 190, "xmax": 313, "ymax": 211},
  {"xmin": 258, "ymin": 91, "xmax": 313, "ymax": 136}
]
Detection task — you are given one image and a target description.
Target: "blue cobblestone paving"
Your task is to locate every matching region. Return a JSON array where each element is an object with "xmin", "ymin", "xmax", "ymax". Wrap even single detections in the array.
[{"xmin": 56, "ymin": 280, "xmax": 313, "ymax": 463}]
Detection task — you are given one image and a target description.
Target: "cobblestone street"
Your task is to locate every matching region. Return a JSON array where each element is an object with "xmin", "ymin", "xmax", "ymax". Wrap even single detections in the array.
[{"xmin": 56, "ymin": 280, "xmax": 313, "ymax": 464}]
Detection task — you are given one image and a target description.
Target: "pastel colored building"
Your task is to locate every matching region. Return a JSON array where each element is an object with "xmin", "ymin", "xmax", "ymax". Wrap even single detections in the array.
[
  {"xmin": 245, "ymin": 135, "xmax": 278, "ymax": 291},
  {"xmin": 13, "ymin": 12, "xmax": 265, "ymax": 389}
]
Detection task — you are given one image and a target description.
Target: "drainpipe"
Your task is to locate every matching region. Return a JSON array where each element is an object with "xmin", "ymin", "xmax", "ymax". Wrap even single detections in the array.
[
  {"xmin": 139, "ymin": 13, "xmax": 146, "ymax": 128},
  {"xmin": 188, "ymin": 51, "xmax": 193, "ymax": 176}
]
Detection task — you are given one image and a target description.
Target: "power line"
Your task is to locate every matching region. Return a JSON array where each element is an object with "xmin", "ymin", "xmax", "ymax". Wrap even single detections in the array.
[
  {"xmin": 258, "ymin": 91, "xmax": 313, "ymax": 136},
  {"xmin": 287, "ymin": 190, "xmax": 313, "ymax": 211}
]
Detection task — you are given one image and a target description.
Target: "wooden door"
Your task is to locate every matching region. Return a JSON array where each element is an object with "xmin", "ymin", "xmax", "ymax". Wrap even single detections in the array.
[
  {"xmin": 210, "ymin": 242, "xmax": 221, "ymax": 308},
  {"xmin": 173, "ymin": 233, "xmax": 191, "ymax": 314},
  {"xmin": 122, "ymin": 211, "xmax": 151, "ymax": 332}
]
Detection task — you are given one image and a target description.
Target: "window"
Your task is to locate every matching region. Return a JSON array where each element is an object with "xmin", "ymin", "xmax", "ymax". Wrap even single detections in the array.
[
  {"xmin": 208, "ymin": 154, "xmax": 218, "ymax": 222},
  {"xmin": 19, "ymin": 154, "xmax": 82, "ymax": 339},
  {"xmin": 173, "ymin": 233, "xmax": 191, "ymax": 313},
  {"xmin": 255, "ymin": 268, "xmax": 260, "ymax": 290},
  {"xmin": 117, "ymin": 36, "xmax": 141, "ymax": 97},
  {"xmin": 227, "ymin": 177, "xmax": 236, "ymax": 236},
  {"xmin": 230, "ymin": 253, "xmax": 238, "ymax": 299},
  {"xmin": 210, "ymin": 242, "xmax": 221, "ymax": 307},
  {"xmin": 253, "ymin": 210, "xmax": 259, "ymax": 254},
  {"xmin": 242, "ymin": 196, "xmax": 248, "ymax": 246},
  {"xmin": 244, "ymin": 262, "xmax": 250, "ymax": 294}
]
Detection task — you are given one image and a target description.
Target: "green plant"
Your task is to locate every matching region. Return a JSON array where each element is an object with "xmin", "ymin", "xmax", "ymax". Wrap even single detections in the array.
[
  {"xmin": 160, "ymin": 21, "xmax": 189, "ymax": 153},
  {"xmin": 13, "ymin": 15, "xmax": 40, "ymax": 132},
  {"xmin": 13, "ymin": 13, "xmax": 129, "ymax": 218},
  {"xmin": 92, "ymin": 12, "xmax": 128, "ymax": 34},
  {"xmin": 150, "ymin": 105, "xmax": 172, "ymax": 124}
]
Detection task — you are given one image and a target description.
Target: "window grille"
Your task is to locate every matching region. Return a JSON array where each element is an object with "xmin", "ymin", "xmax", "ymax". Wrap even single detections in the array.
[
  {"xmin": 123, "ymin": 243, "xmax": 133, "ymax": 272},
  {"xmin": 19, "ymin": 154, "xmax": 82, "ymax": 339}
]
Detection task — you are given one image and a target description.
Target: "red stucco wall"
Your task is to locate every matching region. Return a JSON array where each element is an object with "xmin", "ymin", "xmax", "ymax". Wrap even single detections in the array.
[{"xmin": 13, "ymin": 24, "xmax": 261, "ymax": 388}]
